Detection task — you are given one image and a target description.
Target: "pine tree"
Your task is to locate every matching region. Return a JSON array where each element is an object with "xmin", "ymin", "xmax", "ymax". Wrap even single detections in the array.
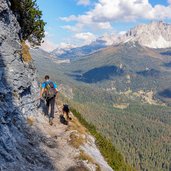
[{"xmin": 10, "ymin": 0, "xmax": 46, "ymax": 46}]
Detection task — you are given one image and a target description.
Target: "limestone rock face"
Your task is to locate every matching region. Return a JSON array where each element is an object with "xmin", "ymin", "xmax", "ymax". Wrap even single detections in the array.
[
  {"xmin": 0, "ymin": 0, "xmax": 39, "ymax": 115},
  {"xmin": 117, "ymin": 21, "xmax": 171, "ymax": 48},
  {"xmin": 0, "ymin": 0, "xmax": 45, "ymax": 170}
]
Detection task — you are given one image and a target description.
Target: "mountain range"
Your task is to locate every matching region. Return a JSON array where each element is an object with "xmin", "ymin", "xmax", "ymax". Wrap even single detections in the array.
[
  {"xmin": 117, "ymin": 21, "xmax": 171, "ymax": 48},
  {"xmin": 51, "ymin": 21, "xmax": 171, "ymax": 60},
  {"xmin": 31, "ymin": 21, "xmax": 171, "ymax": 171}
]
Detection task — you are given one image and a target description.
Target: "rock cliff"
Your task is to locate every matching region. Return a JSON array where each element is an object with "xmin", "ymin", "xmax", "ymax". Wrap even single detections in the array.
[
  {"xmin": 0, "ymin": 0, "xmax": 45, "ymax": 170},
  {"xmin": 117, "ymin": 21, "xmax": 171, "ymax": 48}
]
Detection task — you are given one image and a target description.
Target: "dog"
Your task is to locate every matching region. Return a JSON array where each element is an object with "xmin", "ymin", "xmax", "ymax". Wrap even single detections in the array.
[{"xmin": 62, "ymin": 104, "xmax": 71, "ymax": 121}]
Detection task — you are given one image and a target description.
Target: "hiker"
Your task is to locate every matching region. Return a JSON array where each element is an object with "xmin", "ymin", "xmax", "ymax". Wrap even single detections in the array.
[{"xmin": 40, "ymin": 75, "xmax": 58, "ymax": 125}]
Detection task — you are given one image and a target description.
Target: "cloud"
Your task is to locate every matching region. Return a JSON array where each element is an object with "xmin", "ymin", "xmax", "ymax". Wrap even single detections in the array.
[
  {"xmin": 60, "ymin": 15, "xmax": 78, "ymax": 22},
  {"xmin": 118, "ymin": 31, "xmax": 127, "ymax": 35},
  {"xmin": 57, "ymin": 42, "xmax": 76, "ymax": 49},
  {"xmin": 77, "ymin": 0, "xmax": 90, "ymax": 6},
  {"xmin": 41, "ymin": 32, "xmax": 96, "ymax": 51},
  {"xmin": 96, "ymin": 32, "xmax": 118, "ymax": 45},
  {"xmin": 74, "ymin": 32, "xmax": 96, "ymax": 44},
  {"xmin": 60, "ymin": 14, "xmax": 112, "ymax": 32},
  {"xmin": 148, "ymin": 4, "xmax": 171, "ymax": 19},
  {"xmin": 60, "ymin": 0, "xmax": 171, "ymax": 32},
  {"xmin": 90, "ymin": 0, "xmax": 171, "ymax": 21},
  {"xmin": 62, "ymin": 25, "xmax": 81, "ymax": 32},
  {"xmin": 39, "ymin": 31, "xmax": 58, "ymax": 52},
  {"xmin": 40, "ymin": 39, "xmax": 57, "ymax": 52}
]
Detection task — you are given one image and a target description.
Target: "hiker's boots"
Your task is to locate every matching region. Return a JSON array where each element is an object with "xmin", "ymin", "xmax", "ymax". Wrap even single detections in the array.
[{"xmin": 49, "ymin": 117, "xmax": 53, "ymax": 125}]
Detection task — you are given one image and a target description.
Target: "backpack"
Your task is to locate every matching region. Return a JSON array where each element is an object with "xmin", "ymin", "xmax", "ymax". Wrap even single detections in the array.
[{"xmin": 44, "ymin": 81, "xmax": 57, "ymax": 99}]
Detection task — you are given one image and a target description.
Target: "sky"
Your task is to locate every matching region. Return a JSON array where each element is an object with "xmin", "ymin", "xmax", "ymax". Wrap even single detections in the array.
[{"xmin": 36, "ymin": 0, "xmax": 171, "ymax": 51}]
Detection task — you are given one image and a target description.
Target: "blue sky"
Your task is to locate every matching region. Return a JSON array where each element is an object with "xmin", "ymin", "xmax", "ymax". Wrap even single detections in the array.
[{"xmin": 36, "ymin": 0, "xmax": 171, "ymax": 51}]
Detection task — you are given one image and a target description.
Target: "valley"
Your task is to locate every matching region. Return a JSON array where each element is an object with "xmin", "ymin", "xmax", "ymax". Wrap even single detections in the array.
[{"xmin": 31, "ymin": 21, "xmax": 171, "ymax": 171}]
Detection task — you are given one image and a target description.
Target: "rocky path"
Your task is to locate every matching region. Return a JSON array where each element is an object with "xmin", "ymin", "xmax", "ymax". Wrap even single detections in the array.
[
  {"xmin": 34, "ymin": 105, "xmax": 81, "ymax": 171},
  {"xmin": 23, "ymin": 102, "xmax": 96, "ymax": 171},
  {"xmin": 23, "ymin": 102, "xmax": 113, "ymax": 171}
]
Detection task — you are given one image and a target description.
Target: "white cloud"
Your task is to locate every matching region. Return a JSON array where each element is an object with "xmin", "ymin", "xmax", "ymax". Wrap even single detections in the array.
[
  {"xmin": 60, "ymin": 0, "xmax": 171, "ymax": 32},
  {"xmin": 60, "ymin": 15, "xmax": 78, "ymax": 22},
  {"xmin": 39, "ymin": 31, "xmax": 58, "ymax": 52},
  {"xmin": 57, "ymin": 42, "xmax": 76, "ymax": 49},
  {"xmin": 148, "ymin": 5, "xmax": 171, "ymax": 19},
  {"xmin": 40, "ymin": 39, "xmax": 57, "ymax": 52},
  {"xmin": 119, "ymin": 31, "xmax": 127, "ymax": 35},
  {"xmin": 91, "ymin": 0, "xmax": 171, "ymax": 21},
  {"xmin": 60, "ymin": 14, "xmax": 112, "ymax": 32},
  {"xmin": 77, "ymin": 0, "xmax": 90, "ymax": 6},
  {"xmin": 62, "ymin": 25, "xmax": 81, "ymax": 32},
  {"xmin": 96, "ymin": 32, "xmax": 117, "ymax": 45},
  {"xmin": 74, "ymin": 32, "xmax": 96, "ymax": 44}
]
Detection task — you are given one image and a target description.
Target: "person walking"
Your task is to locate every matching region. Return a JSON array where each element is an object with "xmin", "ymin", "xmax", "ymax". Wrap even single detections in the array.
[{"xmin": 40, "ymin": 75, "xmax": 58, "ymax": 125}]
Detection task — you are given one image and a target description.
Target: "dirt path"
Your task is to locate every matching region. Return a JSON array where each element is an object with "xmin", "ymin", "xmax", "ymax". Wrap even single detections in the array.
[
  {"xmin": 33, "ymin": 105, "xmax": 86, "ymax": 171},
  {"xmin": 25, "ymin": 102, "xmax": 113, "ymax": 171}
]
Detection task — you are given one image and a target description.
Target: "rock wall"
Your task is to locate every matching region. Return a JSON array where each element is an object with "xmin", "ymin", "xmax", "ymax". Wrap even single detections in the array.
[
  {"xmin": 0, "ymin": 0, "xmax": 39, "ymax": 118},
  {"xmin": 117, "ymin": 21, "xmax": 171, "ymax": 48},
  {"xmin": 0, "ymin": 0, "xmax": 51, "ymax": 170}
]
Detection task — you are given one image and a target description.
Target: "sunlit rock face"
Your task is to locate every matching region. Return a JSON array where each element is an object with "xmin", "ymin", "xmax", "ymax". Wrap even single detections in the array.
[{"xmin": 117, "ymin": 21, "xmax": 171, "ymax": 49}]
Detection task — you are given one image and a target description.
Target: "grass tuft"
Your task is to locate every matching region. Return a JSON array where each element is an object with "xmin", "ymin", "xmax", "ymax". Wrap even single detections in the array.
[
  {"xmin": 79, "ymin": 150, "xmax": 101, "ymax": 171},
  {"xmin": 21, "ymin": 41, "xmax": 32, "ymax": 63},
  {"xmin": 68, "ymin": 116, "xmax": 87, "ymax": 134},
  {"xmin": 27, "ymin": 116, "xmax": 34, "ymax": 126},
  {"xmin": 69, "ymin": 132, "xmax": 85, "ymax": 148}
]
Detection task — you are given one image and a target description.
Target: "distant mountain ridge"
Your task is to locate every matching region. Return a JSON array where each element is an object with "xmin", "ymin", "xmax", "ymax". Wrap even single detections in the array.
[
  {"xmin": 51, "ymin": 33, "xmax": 117, "ymax": 59},
  {"xmin": 51, "ymin": 40, "xmax": 108, "ymax": 60},
  {"xmin": 117, "ymin": 21, "xmax": 171, "ymax": 49},
  {"xmin": 51, "ymin": 21, "xmax": 171, "ymax": 60}
]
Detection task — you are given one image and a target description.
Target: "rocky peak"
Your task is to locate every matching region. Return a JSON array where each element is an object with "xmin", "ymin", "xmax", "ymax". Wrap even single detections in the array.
[{"xmin": 118, "ymin": 21, "xmax": 171, "ymax": 48}]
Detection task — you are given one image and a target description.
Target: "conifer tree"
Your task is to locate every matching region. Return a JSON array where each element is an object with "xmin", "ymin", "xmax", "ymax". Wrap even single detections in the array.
[{"xmin": 10, "ymin": 0, "xmax": 46, "ymax": 46}]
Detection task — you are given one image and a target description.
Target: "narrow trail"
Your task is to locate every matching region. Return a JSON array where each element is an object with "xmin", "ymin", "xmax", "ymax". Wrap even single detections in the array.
[
  {"xmin": 33, "ymin": 104, "xmax": 83, "ymax": 171},
  {"xmin": 26, "ymin": 100, "xmax": 113, "ymax": 171}
]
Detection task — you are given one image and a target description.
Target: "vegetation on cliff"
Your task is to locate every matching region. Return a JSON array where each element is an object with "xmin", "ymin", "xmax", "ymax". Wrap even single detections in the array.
[
  {"xmin": 71, "ymin": 108, "xmax": 135, "ymax": 171},
  {"xmin": 10, "ymin": 0, "xmax": 45, "ymax": 46}
]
